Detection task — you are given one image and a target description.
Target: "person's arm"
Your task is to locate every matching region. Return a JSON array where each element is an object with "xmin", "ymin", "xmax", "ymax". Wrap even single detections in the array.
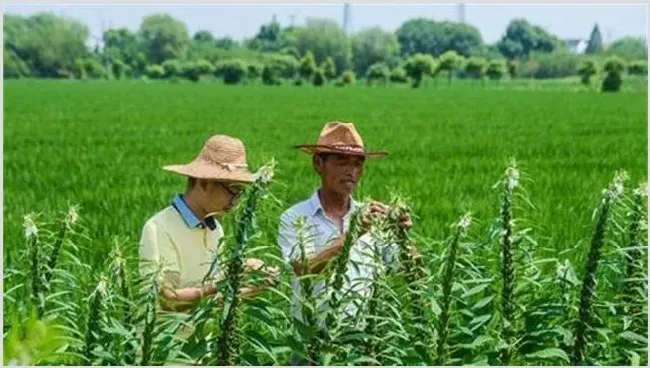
[{"xmin": 291, "ymin": 235, "xmax": 345, "ymax": 274}]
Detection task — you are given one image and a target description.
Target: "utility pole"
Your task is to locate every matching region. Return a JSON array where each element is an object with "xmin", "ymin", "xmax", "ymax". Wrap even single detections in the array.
[{"xmin": 343, "ymin": 2, "xmax": 351, "ymax": 35}]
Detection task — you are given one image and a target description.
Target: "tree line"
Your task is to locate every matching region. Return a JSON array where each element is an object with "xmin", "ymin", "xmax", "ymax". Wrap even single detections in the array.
[{"xmin": 4, "ymin": 12, "xmax": 648, "ymax": 91}]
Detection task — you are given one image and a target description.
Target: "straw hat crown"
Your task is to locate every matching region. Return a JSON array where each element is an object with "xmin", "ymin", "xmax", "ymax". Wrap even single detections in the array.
[
  {"xmin": 163, "ymin": 135, "xmax": 254, "ymax": 183},
  {"xmin": 296, "ymin": 121, "xmax": 388, "ymax": 158}
]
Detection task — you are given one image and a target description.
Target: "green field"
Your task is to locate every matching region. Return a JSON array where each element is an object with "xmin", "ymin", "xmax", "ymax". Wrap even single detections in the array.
[
  {"xmin": 3, "ymin": 80, "xmax": 648, "ymax": 365},
  {"xmin": 3, "ymin": 80, "xmax": 646, "ymax": 257}
]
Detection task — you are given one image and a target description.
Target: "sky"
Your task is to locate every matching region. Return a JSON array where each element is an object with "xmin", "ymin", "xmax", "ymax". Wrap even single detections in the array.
[{"xmin": 4, "ymin": 2, "xmax": 648, "ymax": 46}]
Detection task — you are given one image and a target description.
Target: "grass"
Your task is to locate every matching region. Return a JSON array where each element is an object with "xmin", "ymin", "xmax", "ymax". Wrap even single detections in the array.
[
  {"xmin": 2, "ymin": 79, "xmax": 647, "ymax": 365},
  {"xmin": 3, "ymin": 79, "xmax": 646, "ymax": 263}
]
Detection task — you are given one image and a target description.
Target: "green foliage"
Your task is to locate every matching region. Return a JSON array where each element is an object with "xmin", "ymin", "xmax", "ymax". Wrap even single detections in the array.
[
  {"xmin": 389, "ymin": 67, "xmax": 408, "ymax": 83},
  {"xmin": 321, "ymin": 57, "xmax": 337, "ymax": 79},
  {"xmin": 4, "ymin": 13, "xmax": 90, "ymax": 78},
  {"xmin": 289, "ymin": 18, "xmax": 353, "ymax": 75},
  {"xmin": 4, "ymin": 49, "xmax": 31, "ymax": 78},
  {"xmin": 299, "ymin": 51, "xmax": 317, "ymax": 80},
  {"xmin": 627, "ymin": 60, "xmax": 647, "ymax": 76},
  {"xmin": 396, "ymin": 18, "xmax": 483, "ymax": 57},
  {"xmin": 247, "ymin": 63, "xmax": 263, "ymax": 81},
  {"xmin": 214, "ymin": 59, "xmax": 248, "ymax": 85},
  {"xmin": 601, "ymin": 56, "xmax": 626, "ymax": 93},
  {"xmin": 161, "ymin": 59, "xmax": 183, "ymax": 78},
  {"xmin": 437, "ymin": 50, "xmax": 463, "ymax": 84},
  {"xmin": 404, "ymin": 53, "xmax": 435, "ymax": 87},
  {"xmin": 606, "ymin": 37, "xmax": 648, "ymax": 61},
  {"xmin": 521, "ymin": 51, "xmax": 580, "ymax": 79},
  {"xmin": 138, "ymin": 14, "xmax": 191, "ymax": 64},
  {"xmin": 486, "ymin": 59, "xmax": 506, "ymax": 80},
  {"xmin": 366, "ymin": 62, "xmax": 390, "ymax": 86},
  {"xmin": 577, "ymin": 59, "xmax": 598, "ymax": 86},
  {"xmin": 465, "ymin": 57, "xmax": 486, "ymax": 79},
  {"xmin": 261, "ymin": 65, "xmax": 280, "ymax": 85},
  {"xmin": 312, "ymin": 69, "xmax": 326, "ymax": 86},
  {"xmin": 341, "ymin": 70, "xmax": 356, "ymax": 85},
  {"xmin": 145, "ymin": 64, "xmax": 165, "ymax": 79},
  {"xmin": 603, "ymin": 56, "xmax": 627, "ymax": 74},
  {"xmin": 352, "ymin": 27, "xmax": 400, "ymax": 76},
  {"xmin": 497, "ymin": 18, "xmax": 563, "ymax": 59},
  {"xmin": 585, "ymin": 24, "xmax": 604, "ymax": 54}
]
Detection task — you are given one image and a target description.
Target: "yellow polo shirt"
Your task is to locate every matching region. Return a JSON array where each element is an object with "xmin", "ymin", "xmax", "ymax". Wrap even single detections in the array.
[{"xmin": 139, "ymin": 199, "xmax": 224, "ymax": 293}]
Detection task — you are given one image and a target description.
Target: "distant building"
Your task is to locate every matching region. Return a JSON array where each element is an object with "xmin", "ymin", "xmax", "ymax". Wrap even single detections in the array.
[{"xmin": 565, "ymin": 39, "xmax": 588, "ymax": 54}]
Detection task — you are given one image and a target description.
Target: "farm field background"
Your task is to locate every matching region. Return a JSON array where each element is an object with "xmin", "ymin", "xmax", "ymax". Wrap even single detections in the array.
[{"xmin": 3, "ymin": 79, "xmax": 647, "ymax": 265}]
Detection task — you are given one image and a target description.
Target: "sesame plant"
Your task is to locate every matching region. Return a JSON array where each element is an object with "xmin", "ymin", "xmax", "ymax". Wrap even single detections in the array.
[{"xmin": 3, "ymin": 160, "xmax": 647, "ymax": 366}]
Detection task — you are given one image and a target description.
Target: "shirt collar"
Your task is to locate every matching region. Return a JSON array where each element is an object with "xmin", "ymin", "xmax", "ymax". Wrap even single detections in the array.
[
  {"xmin": 308, "ymin": 189, "xmax": 358, "ymax": 218},
  {"xmin": 171, "ymin": 194, "xmax": 217, "ymax": 231}
]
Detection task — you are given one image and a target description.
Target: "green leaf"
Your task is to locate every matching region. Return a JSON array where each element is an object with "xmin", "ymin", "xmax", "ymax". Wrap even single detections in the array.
[
  {"xmin": 462, "ymin": 283, "xmax": 489, "ymax": 298},
  {"xmin": 430, "ymin": 299, "xmax": 442, "ymax": 316},
  {"xmin": 472, "ymin": 295, "xmax": 494, "ymax": 310},
  {"xmin": 629, "ymin": 351, "xmax": 640, "ymax": 366},
  {"xmin": 469, "ymin": 314, "xmax": 492, "ymax": 329},
  {"xmin": 525, "ymin": 348, "xmax": 570, "ymax": 363},
  {"xmin": 619, "ymin": 331, "xmax": 648, "ymax": 344}
]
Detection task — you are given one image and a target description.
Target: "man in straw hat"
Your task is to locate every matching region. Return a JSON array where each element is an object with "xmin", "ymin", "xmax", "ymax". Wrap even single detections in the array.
[
  {"xmin": 278, "ymin": 122, "xmax": 416, "ymax": 330},
  {"xmin": 139, "ymin": 134, "xmax": 278, "ymax": 313}
]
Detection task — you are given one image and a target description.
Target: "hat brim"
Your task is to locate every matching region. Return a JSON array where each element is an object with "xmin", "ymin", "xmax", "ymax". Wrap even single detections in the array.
[
  {"xmin": 162, "ymin": 162, "xmax": 255, "ymax": 183},
  {"xmin": 295, "ymin": 145, "xmax": 389, "ymax": 158}
]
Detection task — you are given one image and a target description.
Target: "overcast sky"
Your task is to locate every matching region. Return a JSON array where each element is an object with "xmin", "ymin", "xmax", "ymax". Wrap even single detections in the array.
[{"xmin": 4, "ymin": 3, "xmax": 648, "ymax": 45}]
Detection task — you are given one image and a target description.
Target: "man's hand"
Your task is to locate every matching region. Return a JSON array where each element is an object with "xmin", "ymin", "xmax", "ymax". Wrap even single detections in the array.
[{"xmin": 361, "ymin": 200, "xmax": 413, "ymax": 231}]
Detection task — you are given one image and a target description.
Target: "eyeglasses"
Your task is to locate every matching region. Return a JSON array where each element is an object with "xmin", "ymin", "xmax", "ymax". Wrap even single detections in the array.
[{"xmin": 219, "ymin": 182, "xmax": 245, "ymax": 198}]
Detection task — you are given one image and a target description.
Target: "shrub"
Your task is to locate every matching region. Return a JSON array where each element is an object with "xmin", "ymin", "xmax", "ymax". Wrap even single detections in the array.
[
  {"xmin": 214, "ymin": 59, "xmax": 248, "ymax": 85},
  {"xmin": 389, "ymin": 67, "xmax": 408, "ymax": 83},
  {"xmin": 313, "ymin": 69, "xmax": 326, "ymax": 87},
  {"xmin": 366, "ymin": 62, "xmax": 390, "ymax": 86}
]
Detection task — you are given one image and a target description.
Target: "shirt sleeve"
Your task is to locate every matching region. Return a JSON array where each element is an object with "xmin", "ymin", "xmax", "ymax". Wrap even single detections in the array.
[{"xmin": 139, "ymin": 219, "xmax": 181, "ymax": 288}]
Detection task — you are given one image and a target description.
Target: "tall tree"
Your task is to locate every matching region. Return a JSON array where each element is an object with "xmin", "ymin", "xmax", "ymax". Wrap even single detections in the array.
[
  {"xmin": 351, "ymin": 27, "xmax": 400, "ymax": 77},
  {"xmin": 286, "ymin": 18, "xmax": 352, "ymax": 76},
  {"xmin": 138, "ymin": 14, "xmax": 190, "ymax": 64},
  {"xmin": 497, "ymin": 19, "xmax": 561, "ymax": 59},
  {"xmin": 606, "ymin": 36, "xmax": 648, "ymax": 60},
  {"xmin": 585, "ymin": 24, "xmax": 603, "ymax": 54},
  {"xmin": 396, "ymin": 18, "xmax": 483, "ymax": 57}
]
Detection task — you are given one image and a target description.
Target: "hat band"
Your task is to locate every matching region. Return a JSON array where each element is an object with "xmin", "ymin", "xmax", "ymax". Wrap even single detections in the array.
[
  {"xmin": 331, "ymin": 145, "xmax": 364, "ymax": 154},
  {"xmin": 199, "ymin": 159, "xmax": 249, "ymax": 172}
]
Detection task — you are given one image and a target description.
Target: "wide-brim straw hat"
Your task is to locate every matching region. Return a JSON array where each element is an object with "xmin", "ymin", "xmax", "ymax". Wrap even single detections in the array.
[
  {"xmin": 295, "ymin": 121, "xmax": 388, "ymax": 158},
  {"xmin": 163, "ymin": 135, "xmax": 255, "ymax": 183}
]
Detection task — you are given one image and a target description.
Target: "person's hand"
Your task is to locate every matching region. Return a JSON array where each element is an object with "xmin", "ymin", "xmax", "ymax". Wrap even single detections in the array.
[
  {"xmin": 361, "ymin": 200, "xmax": 413, "ymax": 231},
  {"xmin": 244, "ymin": 258, "xmax": 265, "ymax": 272}
]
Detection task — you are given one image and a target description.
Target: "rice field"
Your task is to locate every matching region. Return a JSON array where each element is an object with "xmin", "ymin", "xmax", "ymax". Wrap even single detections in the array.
[{"xmin": 3, "ymin": 79, "xmax": 648, "ymax": 365}]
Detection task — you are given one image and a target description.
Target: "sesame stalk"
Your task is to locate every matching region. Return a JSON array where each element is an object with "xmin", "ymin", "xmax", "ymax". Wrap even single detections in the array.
[
  {"xmin": 215, "ymin": 161, "xmax": 275, "ymax": 366},
  {"xmin": 24, "ymin": 214, "xmax": 43, "ymax": 316},
  {"xmin": 44, "ymin": 205, "xmax": 79, "ymax": 289},
  {"xmin": 498, "ymin": 161, "xmax": 519, "ymax": 365},
  {"xmin": 571, "ymin": 171, "xmax": 627, "ymax": 365},
  {"xmin": 435, "ymin": 214, "xmax": 472, "ymax": 366},
  {"xmin": 83, "ymin": 277, "xmax": 108, "ymax": 365}
]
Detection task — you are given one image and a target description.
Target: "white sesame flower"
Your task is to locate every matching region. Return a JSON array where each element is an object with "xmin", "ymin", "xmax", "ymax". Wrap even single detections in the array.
[
  {"xmin": 607, "ymin": 171, "xmax": 629, "ymax": 199},
  {"xmin": 633, "ymin": 183, "xmax": 648, "ymax": 198},
  {"xmin": 23, "ymin": 215, "xmax": 38, "ymax": 239},
  {"xmin": 458, "ymin": 214, "xmax": 472, "ymax": 231},
  {"xmin": 253, "ymin": 161, "xmax": 276, "ymax": 184},
  {"xmin": 506, "ymin": 166, "xmax": 520, "ymax": 190},
  {"xmin": 66, "ymin": 205, "xmax": 79, "ymax": 225}
]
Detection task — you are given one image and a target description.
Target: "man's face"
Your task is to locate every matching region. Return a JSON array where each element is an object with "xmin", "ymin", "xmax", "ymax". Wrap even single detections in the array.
[
  {"xmin": 314, "ymin": 153, "xmax": 366, "ymax": 196},
  {"xmin": 197, "ymin": 180, "xmax": 245, "ymax": 216}
]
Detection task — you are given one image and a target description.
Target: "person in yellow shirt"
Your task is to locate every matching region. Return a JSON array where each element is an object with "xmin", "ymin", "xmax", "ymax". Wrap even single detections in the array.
[{"xmin": 139, "ymin": 134, "xmax": 278, "ymax": 312}]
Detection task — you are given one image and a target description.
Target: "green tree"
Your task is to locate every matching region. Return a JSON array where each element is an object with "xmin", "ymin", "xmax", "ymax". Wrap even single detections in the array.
[
  {"xmin": 161, "ymin": 59, "xmax": 183, "ymax": 78},
  {"xmin": 145, "ymin": 64, "xmax": 165, "ymax": 79},
  {"xmin": 214, "ymin": 59, "xmax": 248, "ymax": 85},
  {"xmin": 404, "ymin": 53, "xmax": 435, "ymax": 88},
  {"xmin": 287, "ymin": 18, "xmax": 352, "ymax": 76},
  {"xmin": 4, "ymin": 49, "xmax": 31, "ymax": 78},
  {"xmin": 486, "ymin": 59, "xmax": 506, "ymax": 81},
  {"xmin": 351, "ymin": 26, "xmax": 400, "ymax": 77},
  {"xmin": 507, "ymin": 59, "xmax": 519, "ymax": 79},
  {"xmin": 103, "ymin": 28, "xmax": 144, "ymax": 76},
  {"xmin": 585, "ymin": 24, "xmax": 603, "ymax": 54},
  {"xmin": 341, "ymin": 70, "xmax": 356, "ymax": 85},
  {"xmin": 497, "ymin": 18, "xmax": 561, "ymax": 59},
  {"xmin": 464, "ymin": 57, "xmax": 486, "ymax": 82},
  {"xmin": 321, "ymin": 57, "xmax": 337, "ymax": 79},
  {"xmin": 395, "ymin": 18, "xmax": 483, "ymax": 57},
  {"xmin": 389, "ymin": 67, "xmax": 408, "ymax": 83},
  {"xmin": 606, "ymin": 37, "xmax": 648, "ymax": 61},
  {"xmin": 299, "ymin": 51, "xmax": 317, "ymax": 80},
  {"xmin": 193, "ymin": 30, "xmax": 215, "ymax": 44},
  {"xmin": 261, "ymin": 65, "xmax": 281, "ymax": 85},
  {"xmin": 366, "ymin": 62, "xmax": 390, "ymax": 86},
  {"xmin": 4, "ymin": 13, "xmax": 90, "ymax": 78},
  {"xmin": 577, "ymin": 59, "xmax": 598, "ymax": 86},
  {"xmin": 313, "ymin": 68, "xmax": 326, "ymax": 86},
  {"xmin": 437, "ymin": 50, "xmax": 462, "ymax": 84},
  {"xmin": 264, "ymin": 54, "xmax": 299, "ymax": 79},
  {"xmin": 602, "ymin": 56, "xmax": 626, "ymax": 92},
  {"xmin": 138, "ymin": 14, "xmax": 190, "ymax": 64},
  {"xmin": 627, "ymin": 60, "xmax": 647, "ymax": 76}
]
